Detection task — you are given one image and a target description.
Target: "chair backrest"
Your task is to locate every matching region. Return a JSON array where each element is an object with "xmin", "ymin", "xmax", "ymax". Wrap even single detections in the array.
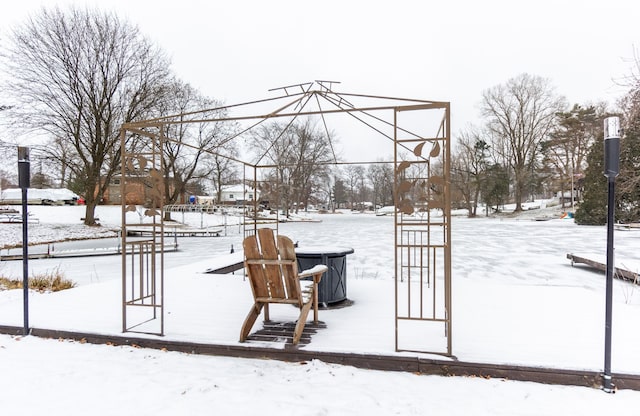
[{"xmin": 243, "ymin": 228, "xmax": 302, "ymax": 305}]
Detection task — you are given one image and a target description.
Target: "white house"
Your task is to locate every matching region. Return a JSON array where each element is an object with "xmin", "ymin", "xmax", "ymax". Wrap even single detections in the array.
[
  {"xmin": 0, "ymin": 188, "xmax": 81, "ymax": 205},
  {"xmin": 215, "ymin": 185, "xmax": 260, "ymax": 205}
]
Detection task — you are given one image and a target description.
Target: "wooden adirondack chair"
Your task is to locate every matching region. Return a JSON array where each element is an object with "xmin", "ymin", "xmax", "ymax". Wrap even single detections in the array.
[{"xmin": 240, "ymin": 228, "xmax": 328, "ymax": 345}]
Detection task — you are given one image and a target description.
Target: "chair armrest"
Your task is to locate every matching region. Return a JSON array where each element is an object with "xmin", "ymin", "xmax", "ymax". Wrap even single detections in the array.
[
  {"xmin": 246, "ymin": 259, "xmax": 296, "ymax": 266},
  {"xmin": 298, "ymin": 264, "xmax": 328, "ymax": 280}
]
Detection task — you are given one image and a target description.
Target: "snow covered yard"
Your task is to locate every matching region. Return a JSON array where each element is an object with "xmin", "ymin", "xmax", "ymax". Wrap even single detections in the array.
[{"xmin": 1, "ymin": 204, "xmax": 640, "ymax": 414}]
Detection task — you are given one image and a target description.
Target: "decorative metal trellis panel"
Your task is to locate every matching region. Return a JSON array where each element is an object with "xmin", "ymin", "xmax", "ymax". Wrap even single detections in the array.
[
  {"xmin": 394, "ymin": 104, "xmax": 452, "ymax": 356},
  {"xmin": 120, "ymin": 128, "xmax": 165, "ymax": 336}
]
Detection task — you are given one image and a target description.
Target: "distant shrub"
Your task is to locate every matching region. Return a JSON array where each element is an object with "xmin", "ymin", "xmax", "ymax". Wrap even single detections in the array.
[{"xmin": 0, "ymin": 267, "xmax": 75, "ymax": 292}]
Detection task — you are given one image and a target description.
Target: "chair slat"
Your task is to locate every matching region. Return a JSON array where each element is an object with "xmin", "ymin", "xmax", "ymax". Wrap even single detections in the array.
[
  {"xmin": 242, "ymin": 235, "xmax": 268, "ymax": 298},
  {"xmin": 278, "ymin": 235, "xmax": 301, "ymax": 302},
  {"xmin": 257, "ymin": 228, "xmax": 286, "ymax": 298}
]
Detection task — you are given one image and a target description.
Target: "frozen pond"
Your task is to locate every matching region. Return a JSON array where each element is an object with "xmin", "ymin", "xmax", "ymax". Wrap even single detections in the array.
[{"xmin": 1, "ymin": 210, "xmax": 638, "ymax": 293}]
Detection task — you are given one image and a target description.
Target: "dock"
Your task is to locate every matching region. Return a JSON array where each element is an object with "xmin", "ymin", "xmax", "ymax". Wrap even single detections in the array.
[
  {"xmin": 126, "ymin": 224, "xmax": 224, "ymax": 237},
  {"xmin": 204, "ymin": 251, "xmax": 245, "ymax": 274},
  {"xmin": 614, "ymin": 223, "xmax": 640, "ymax": 231},
  {"xmin": 0, "ymin": 239, "xmax": 179, "ymax": 261},
  {"xmin": 566, "ymin": 253, "xmax": 639, "ymax": 284}
]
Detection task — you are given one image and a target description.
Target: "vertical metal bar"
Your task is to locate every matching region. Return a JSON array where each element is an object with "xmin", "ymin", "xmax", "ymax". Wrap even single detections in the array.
[
  {"xmin": 120, "ymin": 129, "xmax": 128, "ymax": 333},
  {"xmin": 444, "ymin": 106, "xmax": 453, "ymax": 355},
  {"xmin": 603, "ymin": 178, "xmax": 615, "ymax": 392},
  {"xmin": 21, "ymin": 187, "xmax": 29, "ymax": 335},
  {"xmin": 130, "ymin": 245, "xmax": 135, "ymax": 299},
  {"xmin": 158, "ymin": 129, "xmax": 165, "ymax": 336},
  {"xmin": 393, "ymin": 108, "xmax": 399, "ymax": 351},
  {"xmin": 253, "ymin": 166, "xmax": 258, "ymax": 235},
  {"xmin": 419, "ymin": 231, "xmax": 424, "ymax": 319},
  {"xmin": 139, "ymin": 242, "xmax": 144, "ymax": 302},
  {"xmin": 153, "ymin": 130, "xmax": 159, "ymax": 312},
  {"xmin": 432, "ymin": 246, "xmax": 437, "ymax": 318},
  {"xmin": 406, "ymin": 231, "xmax": 411, "ymax": 317},
  {"xmin": 142, "ymin": 240, "xmax": 149, "ymax": 305}
]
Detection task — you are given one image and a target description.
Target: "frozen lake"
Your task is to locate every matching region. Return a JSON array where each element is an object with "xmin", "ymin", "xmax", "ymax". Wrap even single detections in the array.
[{"xmin": 1, "ymin": 209, "xmax": 637, "ymax": 294}]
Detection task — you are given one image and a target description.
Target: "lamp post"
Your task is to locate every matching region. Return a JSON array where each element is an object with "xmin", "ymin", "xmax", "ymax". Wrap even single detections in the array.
[
  {"xmin": 18, "ymin": 146, "xmax": 30, "ymax": 336},
  {"xmin": 602, "ymin": 116, "xmax": 620, "ymax": 393}
]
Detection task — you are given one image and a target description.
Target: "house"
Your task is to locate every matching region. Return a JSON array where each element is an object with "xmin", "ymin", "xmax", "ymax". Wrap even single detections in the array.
[
  {"xmin": 0, "ymin": 188, "xmax": 81, "ymax": 205},
  {"xmin": 103, "ymin": 175, "xmax": 183, "ymax": 205},
  {"xmin": 215, "ymin": 185, "xmax": 260, "ymax": 206}
]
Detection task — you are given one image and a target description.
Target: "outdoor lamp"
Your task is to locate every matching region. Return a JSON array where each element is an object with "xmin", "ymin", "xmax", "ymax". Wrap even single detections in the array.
[
  {"xmin": 18, "ymin": 146, "xmax": 31, "ymax": 335},
  {"xmin": 603, "ymin": 117, "xmax": 620, "ymax": 179},
  {"xmin": 602, "ymin": 116, "xmax": 620, "ymax": 394}
]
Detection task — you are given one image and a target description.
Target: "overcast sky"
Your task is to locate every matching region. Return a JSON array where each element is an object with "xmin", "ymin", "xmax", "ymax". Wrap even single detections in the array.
[{"xmin": 2, "ymin": 0, "xmax": 639, "ymax": 150}]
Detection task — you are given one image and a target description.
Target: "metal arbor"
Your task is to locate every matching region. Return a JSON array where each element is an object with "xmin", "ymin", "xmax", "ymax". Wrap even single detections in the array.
[{"xmin": 118, "ymin": 81, "xmax": 452, "ymax": 356}]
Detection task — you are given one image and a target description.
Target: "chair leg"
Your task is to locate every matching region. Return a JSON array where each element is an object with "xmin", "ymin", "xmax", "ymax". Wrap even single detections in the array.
[
  {"xmin": 240, "ymin": 303, "xmax": 263, "ymax": 342},
  {"xmin": 293, "ymin": 301, "xmax": 313, "ymax": 345},
  {"xmin": 312, "ymin": 272, "xmax": 321, "ymax": 323}
]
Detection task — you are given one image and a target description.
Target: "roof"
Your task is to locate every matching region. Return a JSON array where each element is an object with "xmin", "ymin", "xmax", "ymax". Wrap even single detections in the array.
[{"xmin": 0, "ymin": 188, "xmax": 80, "ymax": 201}]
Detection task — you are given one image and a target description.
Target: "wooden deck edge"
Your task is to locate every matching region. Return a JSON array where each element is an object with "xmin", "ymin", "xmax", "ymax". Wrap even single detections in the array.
[{"xmin": 2, "ymin": 325, "xmax": 639, "ymax": 391}]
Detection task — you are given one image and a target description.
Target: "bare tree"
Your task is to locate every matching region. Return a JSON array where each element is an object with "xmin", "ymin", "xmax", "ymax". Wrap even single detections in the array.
[
  {"xmin": 250, "ymin": 122, "xmax": 295, "ymax": 214},
  {"xmin": 1, "ymin": 6, "xmax": 171, "ymax": 224},
  {"xmin": 618, "ymin": 46, "xmax": 640, "ymax": 123},
  {"xmin": 31, "ymin": 135, "xmax": 77, "ymax": 189},
  {"xmin": 481, "ymin": 73, "xmax": 566, "ymax": 211},
  {"xmin": 250, "ymin": 119, "xmax": 333, "ymax": 215},
  {"xmin": 0, "ymin": 165, "xmax": 17, "ymax": 190},
  {"xmin": 209, "ymin": 151, "xmax": 240, "ymax": 205},
  {"xmin": 343, "ymin": 165, "xmax": 366, "ymax": 209},
  {"xmin": 367, "ymin": 162, "xmax": 394, "ymax": 209},
  {"xmin": 451, "ymin": 126, "xmax": 489, "ymax": 216},
  {"xmin": 157, "ymin": 80, "xmax": 235, "ymax": 212},
  {"xmin": 289, "ymin": 120, "xmax": 333, "ymax": 213}
]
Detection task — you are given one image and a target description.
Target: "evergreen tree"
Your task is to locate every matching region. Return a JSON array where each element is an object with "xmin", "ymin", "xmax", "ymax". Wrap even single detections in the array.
[
  {"xmin": 574, "ymin": 138, "xmax": 606, "ymax": 225},
  {"xmin": 543, "ymin": 104, "xmax": 601, "ymax": 208},
  {"xmin": 617, "ymin": 116, "xmax": 640, "ymax": 223},
  {"xmin": 481, "ymin": 163, "xmax": 510, "ymax": 214},
  {"xmin": 575, "ymin": 116, "xmax": 640, "ymax": 225}
]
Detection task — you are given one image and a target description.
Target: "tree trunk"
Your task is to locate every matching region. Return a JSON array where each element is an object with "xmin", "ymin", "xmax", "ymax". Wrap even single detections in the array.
[
  {"xmin": 83, "ymin": 200, "xmax": 98, "ymax": 226},
  {"xmin": 514, "ymin": 193, "xmax": 523, "ymax": 211},
  {"xmin": 82, "ymin": 176, "xmax": 100, "ymax": 225},
  {"xmin": 514, "ymin": 171, "xmax": 524, "ymax": 211}
]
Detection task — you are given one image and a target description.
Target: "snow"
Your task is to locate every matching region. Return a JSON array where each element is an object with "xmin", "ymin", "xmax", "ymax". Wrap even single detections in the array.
[
  {"xmin": 1, "ymin": 202, "xmax": 640, "ymax": 414},
  {"xmin": 0, "ymin": 187, "xmax": 80, "ymax": 204}
]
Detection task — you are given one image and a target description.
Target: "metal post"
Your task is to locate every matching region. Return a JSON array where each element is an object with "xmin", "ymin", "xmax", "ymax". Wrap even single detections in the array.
[
  {"xmin": 18, "ymin": 146, "xmax": 30, "ymax": 336},
  {"xmin": 21, "ymin": 187, "xmax": 28, "ymax": 335},
  {"xmin": 603, "ymin": 177, "xmax": 615, "ymax": 392},
  {"xmin": 602, "ymin": 116, "xmax": 620, "ymax": 393}
]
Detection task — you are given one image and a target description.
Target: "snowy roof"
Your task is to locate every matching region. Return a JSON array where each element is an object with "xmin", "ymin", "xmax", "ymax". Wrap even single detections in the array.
[
  {"xmin": 218, "ymin": 185, "xmax": 258, "ymax": 194},
  {"xmin": 0, "ymin": 188, "xmax": 80, "ymax": 202}
]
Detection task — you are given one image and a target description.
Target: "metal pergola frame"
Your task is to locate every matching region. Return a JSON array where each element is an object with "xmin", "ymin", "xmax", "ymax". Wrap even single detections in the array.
[{"xmin": 118, "ymin": 81, "xmax": 452, "ymax": 356}]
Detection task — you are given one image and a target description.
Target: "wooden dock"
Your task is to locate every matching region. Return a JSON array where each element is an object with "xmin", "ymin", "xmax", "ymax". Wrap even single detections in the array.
[
  {"xmin": 204, "ymin": 252, "xmax": 244, "ymax": 274},
  {"xmin": 0, "ymin": 241, "xmax": 179, "ymax": 261},
  {"xmin": 566, "ymin": 253, "xmax": 639, "ymax": 284},
  {"xmin": 614, "ymin": 223, "xmax": 640, "ymax": 231},
  {"xmin": 126, "ymin": 225, "xmax": 224, "ymax": 237}
]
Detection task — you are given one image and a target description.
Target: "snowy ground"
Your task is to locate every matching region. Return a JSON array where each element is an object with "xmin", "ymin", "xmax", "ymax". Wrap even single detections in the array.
[{"xmin": 1, "ymin": 202, "xmax": 639, "ymax": 414}]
